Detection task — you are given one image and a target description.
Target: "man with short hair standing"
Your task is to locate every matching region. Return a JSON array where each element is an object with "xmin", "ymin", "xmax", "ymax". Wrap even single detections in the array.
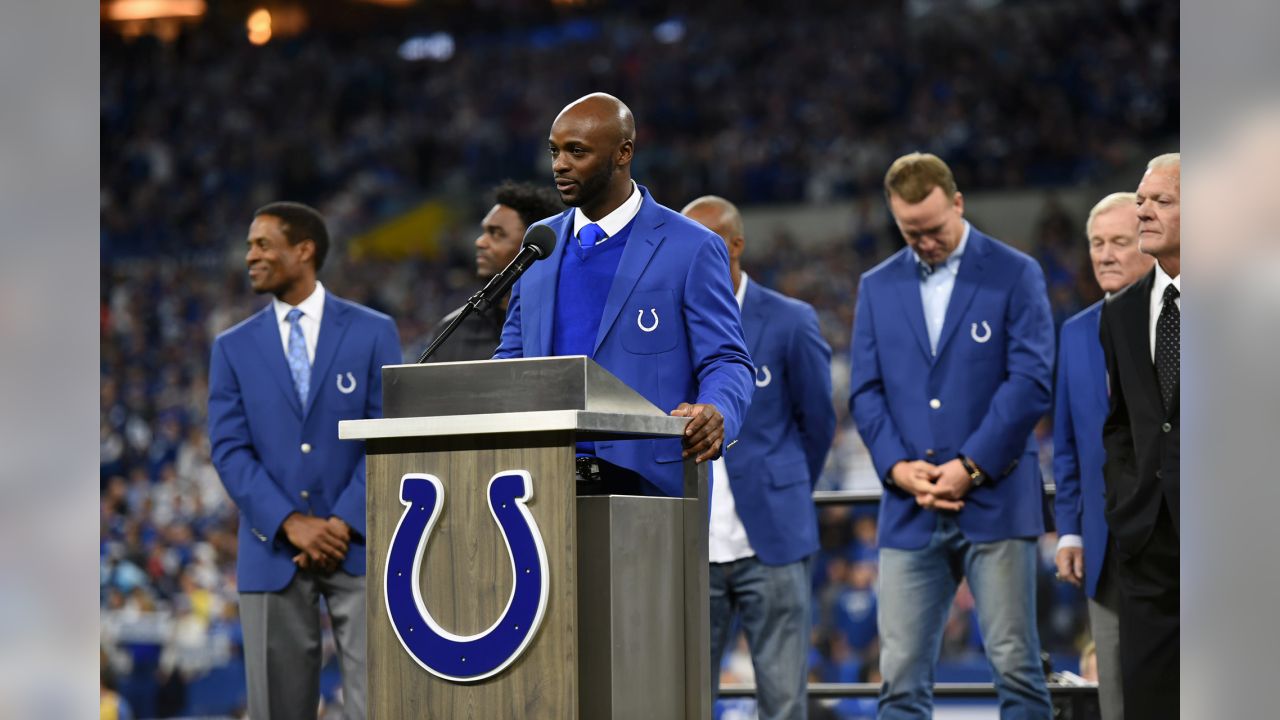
[
  {"xmin": 1052, "ymin": 191, "xmax": 1154, "ymax": 720},
  {"xmin": 1099, "ymin": 153, "xmax": 1180, "ymax": 720},
  {"xmin": 424, "ymin": 181, "xmax": 563, "ymax": 362},
  {"xmin": 683, "ymin": 195, "xmax": 836, "ymax": 719},
  {"xmin": 849, "ymin": 153, "xmax": 1055, "ymax": 719},
  {"xmin": 208, "ymin": 201, "xmax": 402, "ymax": 719}
]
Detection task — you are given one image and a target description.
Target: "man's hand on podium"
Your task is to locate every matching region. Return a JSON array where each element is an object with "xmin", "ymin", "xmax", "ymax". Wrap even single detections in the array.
[
  {"xmin": 671, "ymin": 402, "xmax": 724, "ymax": 463},
  {"xmin": 282, "ymin": 512, "xmax": 349, "ymax": 573}
]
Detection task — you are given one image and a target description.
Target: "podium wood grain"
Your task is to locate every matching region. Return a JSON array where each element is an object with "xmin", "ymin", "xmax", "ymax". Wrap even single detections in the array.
[{"xmin": 365, "ymin": 432, "xmax": 577, "ymax": 720}]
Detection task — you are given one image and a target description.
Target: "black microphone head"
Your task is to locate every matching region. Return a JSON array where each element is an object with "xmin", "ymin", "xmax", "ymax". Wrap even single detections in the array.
[{"xmin": 522, "ymin": 224, "xmax": 557, "ymax": 259}]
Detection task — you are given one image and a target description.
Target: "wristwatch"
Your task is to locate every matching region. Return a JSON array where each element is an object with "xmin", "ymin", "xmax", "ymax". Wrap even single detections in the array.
[{"xmin": 958, "ymin": 454, "xmax": 986, "ymax": 486}]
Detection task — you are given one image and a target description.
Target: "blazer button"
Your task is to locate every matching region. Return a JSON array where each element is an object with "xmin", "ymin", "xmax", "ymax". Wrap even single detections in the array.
[
  {"xmin": 929, "ymin": 398, "xmax": 942, "ymax": 410},
  {"xmin": 301, "ymin": 442, "xmax": 312, "ymax": 453},
  {"xmin": 1161, "ymin": 423, "xmax": 1171, "ymax": 433},
  {"xmin": 925, "ymin": 449, "xmax": 936, "ymax": 457},
  {"xmin": 300, "ymin": 490, "xmax": 310, "ymax": 500}
]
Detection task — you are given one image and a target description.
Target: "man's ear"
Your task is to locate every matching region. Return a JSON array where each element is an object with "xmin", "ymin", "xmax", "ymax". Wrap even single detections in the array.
[
  {"xmin": 616, "ymin": 139, "xmax": 634, "ymax": 167},
  {"xmin": 297, "ymin": 238, "xmax": 316, "ymax": 267},
  {"xmin": 729, "ymin": 236, "xmax": 746, "ymax": 262}
]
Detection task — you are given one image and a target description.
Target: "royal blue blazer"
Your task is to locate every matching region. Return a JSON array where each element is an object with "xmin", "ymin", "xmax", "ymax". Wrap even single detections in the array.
[
  {"xmin": 1052, "ymin": 301, "xmax": 1112, "ymax": 598},
  {"xmin": 724, "ymin": 281, "xmax": 836, "ymax": 565},
  {"xmin": 208, "ymin": 293, "xmax": 401, "ymax": 592},
  {"xmin": 849, "ymin": 228, "xmax": 1054, "ymax": 549},
  {"xmin": 494, "ymin": 185, "xmax": 755, "ymax": 498}
]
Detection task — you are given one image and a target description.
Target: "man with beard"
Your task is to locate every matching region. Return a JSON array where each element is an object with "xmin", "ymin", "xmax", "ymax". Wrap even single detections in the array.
[
  {"xmin": 424, "ymin": 181, "xmax": 563, "ymax": 362},
  {"xmin": 494, "ymin": 93, "xmax": 754, "ymax": 497}
]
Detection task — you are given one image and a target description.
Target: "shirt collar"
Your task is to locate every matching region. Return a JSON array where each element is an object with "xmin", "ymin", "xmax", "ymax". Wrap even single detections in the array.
[
  {"xmin": 273, "ymin": 281, "xmax": 326, "ymax": 325},
  {"xmin": 1154, "ymin": 261, "xmax": 1180, "ymax": 298},
  {"xmin": 572, "ymin": 180, "xmax": 642, "ymax": 241},
  {"xmin": 912, "ymin": 220, "xmax": 971, "ymax": 274},
  {"xmin": 734, "ymin": 272, "xmax": 749, "ymax": 311}
]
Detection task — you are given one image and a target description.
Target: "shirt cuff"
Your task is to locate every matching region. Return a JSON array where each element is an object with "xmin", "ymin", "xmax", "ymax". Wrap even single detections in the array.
[{"xmin": 1057, "ymin": 534, "xmax": 1084, "ymax": 551}]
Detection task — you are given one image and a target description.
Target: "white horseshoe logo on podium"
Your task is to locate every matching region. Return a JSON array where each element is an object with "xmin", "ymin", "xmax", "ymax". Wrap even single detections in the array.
[
  {"xmin": 637, "ymin": 308, "xmax": 659, "ymax": 333},
  {"xmin": 336, "ymin": 372, "xmax": 357, "ymax": 394},
  {"xmin": 755, "ymin": 365, "xmax": 772, "ymax": 388},
  {"xmin": 970, "ymin": 321, "xmax": 992, "ymax": 344}
]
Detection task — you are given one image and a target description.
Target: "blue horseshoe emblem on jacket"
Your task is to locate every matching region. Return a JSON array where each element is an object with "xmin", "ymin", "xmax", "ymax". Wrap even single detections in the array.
[{"xmin": 383, "ymin": 471, "xmax": 549, "ymax": 682}]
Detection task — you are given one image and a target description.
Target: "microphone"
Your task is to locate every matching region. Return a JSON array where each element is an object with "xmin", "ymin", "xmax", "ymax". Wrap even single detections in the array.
[
  {"xmin": 475, "ymin": 224, "xmax": 557, "ymax": 312},
  {"xmin": 417, "ymin": 224, "xmax": 558, "ymax": 363}
]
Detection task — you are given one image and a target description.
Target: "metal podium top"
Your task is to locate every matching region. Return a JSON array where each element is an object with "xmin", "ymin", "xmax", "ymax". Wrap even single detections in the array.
[{"xmin": 338, "ymin": 356, "xmax": 689, "ymax": 441}]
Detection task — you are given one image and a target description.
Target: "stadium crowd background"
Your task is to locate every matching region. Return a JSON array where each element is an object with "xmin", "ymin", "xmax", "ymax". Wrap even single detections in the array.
[{"xmin": 100, "ymin": 0, "xmax": 1177, "ymax": 716}]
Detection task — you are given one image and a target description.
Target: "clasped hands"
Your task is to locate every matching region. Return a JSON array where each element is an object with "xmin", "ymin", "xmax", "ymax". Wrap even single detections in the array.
[
  {"xmin": 890, "ymin": 458, "xmax": 978, "ymax": 512},
  {"xmin": 281, "ymin": 512, "xmax": 353, "ymax": 575}
]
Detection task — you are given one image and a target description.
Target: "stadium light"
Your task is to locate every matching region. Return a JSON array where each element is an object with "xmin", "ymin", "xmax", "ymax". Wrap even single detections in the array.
[
  {"xmin": 247, "ymin": 8, "xmax": 272, "ymax": 45},
  {"xmin": 101, "ymin": 0, "xmax": 206, "ymax": 21}
]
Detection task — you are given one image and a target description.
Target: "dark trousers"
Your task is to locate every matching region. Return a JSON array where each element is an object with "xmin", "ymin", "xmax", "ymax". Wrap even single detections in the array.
[{"xmin": 1116, "ymin": 501, "xmax": 1179, "ymax": 720}]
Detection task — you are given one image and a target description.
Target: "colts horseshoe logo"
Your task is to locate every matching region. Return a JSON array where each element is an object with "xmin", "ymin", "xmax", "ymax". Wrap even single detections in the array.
[
  {"xmin": 336, "ymin": 372, "xmax": 357, "ymax": 394},
  {"xmin": 970, "ymin": 321, "xmax": 993, "ymax": 344},
  {"xmin": 755, "ymin": 365, "xmax": 772, "ymax": 388},
  {"xmin": 637, "ymin": 308, "xmax": 660, "ymax": 333},
  {"xmin": 384, "ymin": 471, "xmax": 549, "ymax": 683}
]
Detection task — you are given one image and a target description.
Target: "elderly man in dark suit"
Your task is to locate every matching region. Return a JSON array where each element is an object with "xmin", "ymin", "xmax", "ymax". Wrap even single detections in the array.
[{"xmin": 1098, "ymin": 152, "xmax": 1180, "ymax": 720}]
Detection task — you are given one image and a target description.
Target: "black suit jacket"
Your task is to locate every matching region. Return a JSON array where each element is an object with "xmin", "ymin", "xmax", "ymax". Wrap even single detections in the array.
[{"xmin": 1099, "ymin": 268, "xmax": 1180, "ymax": 555}]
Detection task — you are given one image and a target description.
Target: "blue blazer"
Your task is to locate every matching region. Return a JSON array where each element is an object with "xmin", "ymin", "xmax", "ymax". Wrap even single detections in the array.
[
  {"xmin": 208, "ymin": 292, "xmax": 402, "ymax": 592},
  {"xmin": 494, "ymin": 185, "xmax": 755, "ymax": 498},
  {"xmin": 848, "ymin": 228, "xmax": 1054, "ymax": 549},
  {"xmin": 1052, "ymin": 301, "xmax": 1111, "ymax": 598},
  {"xmin": 724, "ymin": 281, "xmax": 836, "ymax": 565}
]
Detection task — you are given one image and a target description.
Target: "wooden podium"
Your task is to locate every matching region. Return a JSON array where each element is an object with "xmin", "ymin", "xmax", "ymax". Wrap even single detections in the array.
[{"xmin": 338, "ymin": 357, "xmax": 711, "ymax": 719}]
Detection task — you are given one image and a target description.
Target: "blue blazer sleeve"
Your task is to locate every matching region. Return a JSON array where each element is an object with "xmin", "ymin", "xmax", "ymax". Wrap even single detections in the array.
[
  {"xmin": 849, "ymin": 277, "xmax": 910, "ymax": 481},
  {"xmin": 682, "ymin": 237, "xmax": 754, "ymax": 440},
  {"xmin": 493, "ymin": 278, "xmax": 524, "ymax": 359},
  {"xmin": 958, "ymin": 260, "xmax": 1054, "ymax": 477},
  {"xmin": 788, "ymin": 303, "xmax": 837, "ymax": 485},
  {"xmin": 207, "ymin": 337, "xmax": 298, "ymax": 544},
  {"xmin": 331, "ymin": 316, "xmax": 402, "ymax": 538},
  {"xmin": 1052, "ymin": 324, "xmax": 1083, "ymax": 537}
]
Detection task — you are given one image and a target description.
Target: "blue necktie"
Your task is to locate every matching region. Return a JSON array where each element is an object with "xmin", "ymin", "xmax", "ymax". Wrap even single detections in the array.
[
  {"xmin": 918, "ymin": 261, "xmax": 938, "ymax": 282},
  {"xmin": 578, "ymin": 223, "xmax": 607, "ymax": 249},
  {"xmin": 285, "ymin": 308, "xmax": 310, "ymax": 406}
]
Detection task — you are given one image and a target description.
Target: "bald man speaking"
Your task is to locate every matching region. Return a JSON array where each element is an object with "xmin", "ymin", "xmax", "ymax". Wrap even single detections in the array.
[{"xmin": 494, "ymin": 93, "xmax": 754, "ymax": 498}]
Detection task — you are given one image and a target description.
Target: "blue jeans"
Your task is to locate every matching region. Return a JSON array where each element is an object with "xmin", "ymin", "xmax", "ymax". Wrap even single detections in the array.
[
  {"xmin": 877, "ymin": 516, "xmax": 1051, "ymax": 719},
  {"xmin": 710, "ymin": 556, "xmax": 811, "ymax": 720}
]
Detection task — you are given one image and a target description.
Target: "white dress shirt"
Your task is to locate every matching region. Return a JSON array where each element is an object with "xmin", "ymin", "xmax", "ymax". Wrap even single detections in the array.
[
  {"xmin": 1149, "ymin": 263, "xmax": 1181, "ymax": 363},
  {"xmin": 571, "ymin": 180, "xmax": 642, "ymax": 243},
  {"xmin": 709, "ymin": 274, "xmax": 755, "ymax": 564},
  {"xmin": 272, "ymin": 281, "xmax": 325, "ymax": 364},
  {"xmin": 916, "ymin": 222, "xmax": 971, "ymax": 355}
]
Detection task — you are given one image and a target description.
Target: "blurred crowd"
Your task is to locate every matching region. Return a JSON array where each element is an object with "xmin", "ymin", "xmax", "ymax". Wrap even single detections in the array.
[{"xmin": 101, "ymin": 0, "xmax": 1177, "ymax": 716}]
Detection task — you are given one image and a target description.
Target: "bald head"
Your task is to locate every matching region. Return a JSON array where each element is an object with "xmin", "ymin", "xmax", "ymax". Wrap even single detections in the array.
[
  {"xmin": 682, "ymin": 195, "xmax": 745, "ymax": 289},
  {"xmin": 549, "ymin": 92, "xmax": 638, "ymax": 219},
  {"xmin": 554, "ymin": 93, "xmax": 636, "ymax": 145}
]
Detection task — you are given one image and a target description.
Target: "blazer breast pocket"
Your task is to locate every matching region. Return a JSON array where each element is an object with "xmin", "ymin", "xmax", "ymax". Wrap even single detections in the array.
[
  {"xmin": 620, "ymin": 290, "xmax": 680, "ymax": 355},
  {"xmin": 962, "ymin": 317, "xmax": 1003, "ymax": 362}
]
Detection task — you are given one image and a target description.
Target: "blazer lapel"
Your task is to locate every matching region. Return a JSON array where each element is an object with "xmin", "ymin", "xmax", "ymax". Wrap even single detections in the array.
[
  {"xmin": 249, "ymin": 305, "xmax": 303, "ymax": 419},
  {"xmin": 893, "ymin": 250, "xmax": 933, "ymax": 361},
  {"xmin": 526, "ymin": 213, "xmax": 571, "ymax": 358},
  {"xmin": 593, "ymin": 191, "xmax": 664, "ymax": 354},
  {"xmin": 1121, "ymin": 270, "xmax": 1165, "ymax": 415},
  {"xmin": 934, "ymin": 229, "xmax": 987, "ymax": 359},
  {"xmin": 304, "ymin": 294, "xmax": 351, "ymax": 419},
  {"xmin": 742, "ymin": 282, "xmax": 765, "ymax": 357}
]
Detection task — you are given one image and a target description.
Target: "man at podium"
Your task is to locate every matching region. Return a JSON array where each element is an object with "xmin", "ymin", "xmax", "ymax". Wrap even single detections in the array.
[{"xmin": 494, "ymin": 92, "xmax": 754, "ymax": 498}]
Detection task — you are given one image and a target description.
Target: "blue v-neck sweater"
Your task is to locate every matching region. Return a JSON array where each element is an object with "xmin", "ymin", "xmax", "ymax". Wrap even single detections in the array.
[{"xmin": 551, "ymin": 218, "xmax": 636, "ymax": 359}]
